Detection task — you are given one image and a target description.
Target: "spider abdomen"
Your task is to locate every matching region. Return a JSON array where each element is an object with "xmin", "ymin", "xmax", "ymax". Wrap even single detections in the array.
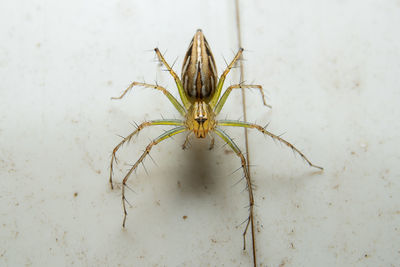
[{"xmin": 181, "ymin": 29, "xmax": 218, "ymax": 101}]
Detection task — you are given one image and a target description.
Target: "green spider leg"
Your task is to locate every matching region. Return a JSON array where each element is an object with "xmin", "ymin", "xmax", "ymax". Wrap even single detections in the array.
[
  {"xmin": 112, "ymin": 81, "xmax": 186, "ymax": 117},
  {"xmin": 109, "ymin": 119, "xmax": 184, "ymax": 189},
  {"xmin": 217, "ymin": 120, "xmax": 324, "ymax": 170},
  {"xmin": 209, "ymin": 48, "xmax": 244, "ymax": 108},
  {"xmin": 154, "ymin": 48, "xmax": 191, "ymax": 110},
  {"xmin": 121, "ymin": 126, "xmax": 187, "ymax": 227},
  {"xmin": 214, "ymin": 84, "xmax": 271, "ymax": 115},
  {"xmin": 214, "ymin": 128, "xmax": 256, "ymax": 260}
]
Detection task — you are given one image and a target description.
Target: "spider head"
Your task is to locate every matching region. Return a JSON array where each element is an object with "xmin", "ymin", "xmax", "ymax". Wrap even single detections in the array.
[{"xmin": 188, "ymin": 101, "xmax": 215, "ymax": 138}]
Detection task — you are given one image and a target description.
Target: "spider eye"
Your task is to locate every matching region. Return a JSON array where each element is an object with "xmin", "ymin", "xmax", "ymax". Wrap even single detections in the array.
[{"xmin": 195, "ymin": 117, "xmax": 208, "ymax": 123}]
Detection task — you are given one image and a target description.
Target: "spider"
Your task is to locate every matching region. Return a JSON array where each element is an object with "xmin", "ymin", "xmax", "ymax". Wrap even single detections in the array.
[{"xmin": 109, "ymin": 29, "xmax": 323, "ymax": 264}]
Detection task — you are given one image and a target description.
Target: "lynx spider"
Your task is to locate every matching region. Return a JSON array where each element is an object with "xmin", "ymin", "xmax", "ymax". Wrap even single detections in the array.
[{"xmin": 109, "ymin": 29, "xmax": 323, "ymax": 266}]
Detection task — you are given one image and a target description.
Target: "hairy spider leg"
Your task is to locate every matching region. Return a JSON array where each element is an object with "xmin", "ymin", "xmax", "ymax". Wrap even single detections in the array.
[
  {"xmin": 121, "ymin": 126, "xmax": 187, "ymax": 227},
  {"xmin": 109, "ymin": 120, "xmax": 184, "ymax": 189},
  {"xmin": 208, "ymin": 133, "xmax": 215, "ymax": 150},
  {"xmin": 154, "ymin": 48, "xmax": 191, "ymax": 109},
  {"xmin": 111, "ymin": 82, "xmax": 186, "ymax": 117},
  {"xmin": 214, "ymin": 84, "xmax": 270, "ymax": 115},
  {"xmin": 182, "ymin": 132, "xmax": 192, "ymax": 150},
  {"xmin": 209, "ymin": 48, "xmax": 244, "ymax": 108},
  {"xmin": 217, "ymin": 120, "xmax": 324, "ymax": 170},
  {"xmin": 214, "ymin": 128, "xmax": 257, "ymax": 262}
]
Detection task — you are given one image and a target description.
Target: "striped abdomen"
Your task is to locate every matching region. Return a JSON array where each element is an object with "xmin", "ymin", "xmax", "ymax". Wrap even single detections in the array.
[{"xmin": 181, "ymin": 29, "xmax": 217, "ymax": 100}]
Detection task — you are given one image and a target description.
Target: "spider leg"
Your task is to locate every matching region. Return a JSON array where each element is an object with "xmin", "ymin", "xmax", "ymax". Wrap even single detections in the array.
[
  {"xmin": 182, "ymin": 132, "xmax": 192, "ymax": 150},
  {"xmin": 121, "ymin": 126, "xmax": 186, "ymax": 227},
  {"xmin": 214, "ymin": 128, "xmax": 257, "ymax": 262},
  {"xmin": 208, "ymin": 133, "xmax": 215, "ymax": 150},
  {"xmin": 214, "ymin": 84, "xmax": 271, "ymax": 115},
  {"xmin": 209, "ymin": 48, "xmax": 244, "ymax": 108},
  {"xmin": 217, "ymin": 120, "xmax": 324, "ymax": 170},
  {"xmin": 110, "ymin": 119, "xmax": 184, "ymax": 189},
  {"xmin": 154, "ymin": 48, "xmax": 191, "ymax": 110},
  {"xmin": 111, "ymin": 81, "xmax": 186, "ymax": 117}
]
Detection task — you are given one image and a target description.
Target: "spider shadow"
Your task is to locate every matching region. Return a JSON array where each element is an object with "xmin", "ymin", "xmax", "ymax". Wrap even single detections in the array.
[{"xmin": 177, "ymin": 136, "xmax": 223, "ymax": 197}]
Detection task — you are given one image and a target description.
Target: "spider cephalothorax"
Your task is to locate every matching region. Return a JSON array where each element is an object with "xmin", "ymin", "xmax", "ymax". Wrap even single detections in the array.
[{"xmin": 186, "ymin": 100, "xmax": 215, "ymax": 138}]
